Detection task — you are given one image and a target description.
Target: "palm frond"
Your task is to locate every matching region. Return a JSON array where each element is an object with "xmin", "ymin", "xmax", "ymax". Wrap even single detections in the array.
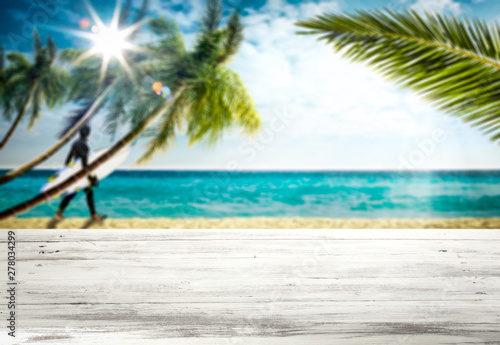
[
  {"xmin": 296, "ymin": 9, "xmax": 500, "ymax": 141},
  {"xmin": 1, "ymin": 97, "xmax": 14, "ymax": 121},
  {"xmin": 46, "ymin": 35, "xmax": 57, "ymax": 65},
  {"xmin": 134, "ymin": 0, "xmax": 150, "ymax": 24},
  {"xmin": 218, "ymin": 9, "xmax": 244, "ymax": 64},
  {"xmin": 149, "ymin": 17, "xmax": 186, "ymax": 57},
  {"xmin": 105, "ymin": 98, "xmax": 126, "ymax": 139},
  {"xmin": 1, "ymin": 72, "xmax": 16, "ymax": 121},
  {"xmin": 28, "ymin": 85, "xmax": 42, "ymax": 130},
  {"xmin": 33, "ymin": 27, "xmax": 42, "ymax": 54},
  {"xmin": 66, "ymin": 58, "xmax": 106, "ymax": 101},
  {"xmin": 59, "ymin": 48, "xmax": 87, "ymax": 64},
  {"xmin": 202, "ymin": 0, "xmax": 222, "ymax": 35},
  {"xmin": 58, "ymin": 98, "xmax": 105, "ymax": 138},
  {"xmin": 42, "ymin": 66, "xmax": 70, "ymax": 109},
  {"xmin": 126, "ymin": 93, "xmax": 163, "ymax": 129},
  {"xmin": 186, "ymin": 66, "xmax": 260, "ymax": 145},
  {"xmin": 104, "ymin": 76, "xmax": 138, "ymax": 138},
  {"xmin": 136, "ymin": 91, "xmax": 188, "ymax": 164},
  {"xmin": 6, "ymin": 52, "xmax": 30, "ymax": 71},
  {"xmin": 0, "ymin": 68, "xmax": 24, "ymax": 121},
  {"xmin": 0, "ymin": 46, "xmax": 4, "ymax": 71},
  {"xmin": 119, "ymin": 0, "xmax": 132, "ymax": 28}
]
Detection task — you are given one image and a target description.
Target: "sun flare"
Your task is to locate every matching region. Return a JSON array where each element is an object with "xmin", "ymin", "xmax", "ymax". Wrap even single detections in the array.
[
  {"xmin": 67, "ymin": 0, "xmax": 145, "ymax": 86},
  {"xmin": 91, "ymin": 26, "xmax": 128, "ymax": 58}
]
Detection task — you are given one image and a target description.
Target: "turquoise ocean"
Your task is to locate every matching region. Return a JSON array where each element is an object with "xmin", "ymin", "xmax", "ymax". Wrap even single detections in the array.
[{"xmin": 1, "ymin": 170, "xmax": 500, "ymax": 219}]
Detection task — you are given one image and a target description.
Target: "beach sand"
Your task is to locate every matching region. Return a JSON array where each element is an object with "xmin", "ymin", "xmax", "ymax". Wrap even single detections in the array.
[{"xmin": 1, "ymin": 217, "xmax": 499, "ymax": 229}]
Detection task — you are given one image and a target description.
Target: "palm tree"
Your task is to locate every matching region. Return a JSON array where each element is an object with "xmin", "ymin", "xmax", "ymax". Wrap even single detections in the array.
[
  {"xmin": 0, "ymin": 0, "xmax": 150, "ymax": 185},
  {"xmin": 0, "ymin": 46, "xmax": 7, "ymax": 104},
  {"xmin": 0, "ymin": 0, "xmax": 260, "ymax": 220},
  {"xmin": 296, "ymin": 10, "xmax": 500, "ymax": 141},
  {"xmin": 0, "ymin": 28, "xmax": 69, "ymax": 151},
  {"xmin": 0, "ymin": 45, "xmax": 13, "ymax": 122}
]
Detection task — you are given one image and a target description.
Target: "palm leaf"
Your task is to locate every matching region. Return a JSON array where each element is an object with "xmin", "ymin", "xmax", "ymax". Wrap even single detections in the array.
[
  {"xmin": 33, "ymin": 27, "xmax": 42, "ymax": 54},
  {"xmin": 57, "ymin": 70, "xmax": 115, "ymax": 138},
  {"xmin": 105, "ymin": 97, "xmax": 126, "ymax": 139},
  {"xmin": 134, "ymin": 0, "xmax": 150, "ymax": 24},
  {"xmin": 126, "ymin": 93, "xmax": 163, "ymax": 129},
  {"xmin": 186, "ymin": 66, "xmax": 260, "ymax": 145},
  {"xmin": 149, "ymin": 17, "xmax": 186, "ymax": 57},
  {"xmin": 58, "ymin": 99, "xmax": 104, "ymax": 138},
  {"xmin": 6, "ymin": 52, "xmax": 30, "ymax": 71},
  {"xmin": 28, "ymin": 85, "xmax": 42, "ymax": 130},
  {"xmin": 137, "ymin": 90, "xmax": 188, "ymax": 163},
  {"xmin": 105, "ymin": 82, "xmax": 134, "ymax": 138},
  {"xmin": 0, "ymin": 45, "xmax": 5, "ymax": 109},
  {"xmin": 42, "ymin": 65, "xmax": 69, "ymax": 109},
  {"xmin": 3, "ymin": 52, "xmax": 31, "ymax": 119},
  {"xmin": 218, "ymin": 9, "xmax": 244, "ymax": 64},
  {"xmin": 59, "ymin": 48, "xmax": 87, "ymax": 64},
  {"xmin": 0, "ymin": 46, "xmax": 4, "ymax": 71},
  {"xmin": 66, "ymin": 57, "xmax": 106, "ymax": 102},
  {"xmin": 46, "ymin": 35, "xmax": 57, "ymax": 65},
  {"xmin": 202, "ymin": 0, "xmax": 222, "ymax": 35},
  {"xmin": 119, "ymin": 0, "xmax": 132, "ymax": 28},
  {"xmin": 296, "ymin": 9, "xmax": 500, "ymax": 141},
  {"xmin": 1, "ymin": 72, "xmax": 21, "ymax": 121}
]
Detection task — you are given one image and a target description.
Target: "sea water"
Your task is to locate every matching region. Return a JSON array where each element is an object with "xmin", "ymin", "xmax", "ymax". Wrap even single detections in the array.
[{"xmin": 1, "ymin": 170, "xmax": 500, "ymax": 219}]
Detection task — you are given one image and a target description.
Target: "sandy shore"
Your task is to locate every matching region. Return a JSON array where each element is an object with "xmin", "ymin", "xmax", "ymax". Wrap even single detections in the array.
[{"xmin": 1, "ymin": 217, "xmax": 499, "ymax": 229}]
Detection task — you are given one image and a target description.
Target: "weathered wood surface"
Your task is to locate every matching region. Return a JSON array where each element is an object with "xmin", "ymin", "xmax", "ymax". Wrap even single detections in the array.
[{"xmin": 0, "ymin": 229, "xmax": 499, "ymax": 344}]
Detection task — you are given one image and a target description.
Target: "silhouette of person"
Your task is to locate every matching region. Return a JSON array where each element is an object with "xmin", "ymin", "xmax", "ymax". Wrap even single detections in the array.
[{"xmin": 54, "ymin": 125, "xmax": 106, "ymax": 221}]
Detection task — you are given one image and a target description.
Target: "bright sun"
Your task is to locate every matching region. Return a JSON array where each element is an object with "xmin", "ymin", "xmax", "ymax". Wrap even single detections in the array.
[
  {"xmin": 68, "ymin": 0, "xmax": 145, "ymax": 86},
  {"xmin": 91, "ymin": 27, "xmax": 128, "ymax": 58}
]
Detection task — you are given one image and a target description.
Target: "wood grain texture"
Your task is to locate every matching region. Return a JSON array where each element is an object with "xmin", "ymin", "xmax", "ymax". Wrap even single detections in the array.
[{"xmin": 0, "ymin": 229, "xmax": 499, "ymax": 344}]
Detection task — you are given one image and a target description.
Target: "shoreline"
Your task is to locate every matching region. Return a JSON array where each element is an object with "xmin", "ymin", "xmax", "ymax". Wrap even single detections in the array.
[{"xmin": 1, "ymin": 217, "xmax": 499, "ymax": 229}]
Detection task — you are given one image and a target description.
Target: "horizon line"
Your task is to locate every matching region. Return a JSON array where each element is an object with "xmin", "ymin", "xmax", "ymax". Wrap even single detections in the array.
[{"xmin": 2, "ymin": 168, "xmax": 500, "ymax": 173}]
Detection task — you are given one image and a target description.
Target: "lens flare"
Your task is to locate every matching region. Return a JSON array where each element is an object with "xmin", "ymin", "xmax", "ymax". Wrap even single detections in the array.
[
  {"xmin": 79, "ymin": 18, "xmax": 91, "ymax": 30},
  {"xmin": 152, "ymin": 82, "xmax": 163, "ymax": 95},
  {"xmin": 161, "ymin": 86, "xmax": 171, "ymax": 98},
  {"xmin": 91, "ymin": 25, "xmax": 99, "ymax": 33},
  {"xmin": 152, "ymin": 83, "xmax": 173, "ymax": 99}
]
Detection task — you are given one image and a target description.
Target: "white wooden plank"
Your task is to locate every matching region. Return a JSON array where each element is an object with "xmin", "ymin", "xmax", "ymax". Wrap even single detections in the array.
[
  {"xmin": 3, "ymin": 228, "xmax": 500, "ymax": 242},
  {"xmin": 0, "ymin": 229, "xmax": 498, "ymax": 344}
]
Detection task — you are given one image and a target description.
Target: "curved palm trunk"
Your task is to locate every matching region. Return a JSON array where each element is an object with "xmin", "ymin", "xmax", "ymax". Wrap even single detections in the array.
[
  {"xmin": 0, "ymin": 83, "xmax": 37, "ymax": 151},
  {"xmin": 0, "ymin": 88, "xmax": 182, "ymax": 220},
  {"xmin": 0, "ymin": 87, "xmax": 111, "ymax": 186}
]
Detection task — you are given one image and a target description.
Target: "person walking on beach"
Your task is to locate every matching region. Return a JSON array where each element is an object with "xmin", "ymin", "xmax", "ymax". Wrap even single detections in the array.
[{"xmin": 54, "ymin": 125, "xmax": 106, "ymax": 221}]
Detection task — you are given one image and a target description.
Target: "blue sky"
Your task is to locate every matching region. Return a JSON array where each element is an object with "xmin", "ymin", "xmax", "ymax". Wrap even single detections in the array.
[{"xmin": 1, "ymin": 0, "xmax": 500, "ymax": 171}]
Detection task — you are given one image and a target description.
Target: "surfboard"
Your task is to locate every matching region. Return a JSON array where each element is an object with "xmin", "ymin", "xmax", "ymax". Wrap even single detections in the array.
[{"xmin": 40, "ymin": 146, "xmax": 130, "ymax": 198}]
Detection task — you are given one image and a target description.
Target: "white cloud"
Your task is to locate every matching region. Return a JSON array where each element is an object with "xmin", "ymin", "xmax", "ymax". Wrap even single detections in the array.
[
  {"xmin": 410, "ymin": 0, "xmax": 462, "ymax": 14},
  {"xmin": 141, "ymin": 0, "xmax": 205, "ymax": 27}
]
